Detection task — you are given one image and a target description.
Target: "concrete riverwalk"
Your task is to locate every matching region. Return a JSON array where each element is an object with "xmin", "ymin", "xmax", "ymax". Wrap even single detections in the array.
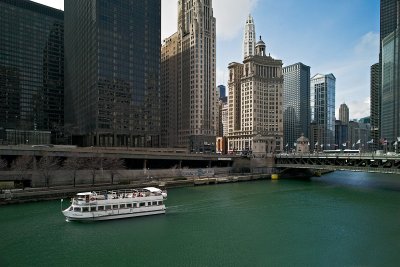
[{"xmin": 0, "ymin": 173, "xmax": 271, "ymax": 204}]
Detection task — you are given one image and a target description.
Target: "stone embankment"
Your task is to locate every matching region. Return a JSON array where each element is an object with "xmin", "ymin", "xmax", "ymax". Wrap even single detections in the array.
[{"xmin": 0, "ymin": 173, "xmax": 271, "ymax": 205}]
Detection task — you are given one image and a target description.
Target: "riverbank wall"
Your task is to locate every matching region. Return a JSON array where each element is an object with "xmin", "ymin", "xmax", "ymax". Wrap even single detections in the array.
[{"xmin": 0, "ymin": 173, "xmax": 272, "ymax": 205}]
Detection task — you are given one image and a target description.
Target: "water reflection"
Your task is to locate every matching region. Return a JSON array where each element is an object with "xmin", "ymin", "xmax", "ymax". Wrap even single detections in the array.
[{"xmin": 312, "ymin": 171, "xmax": 400, "ymax": 191}]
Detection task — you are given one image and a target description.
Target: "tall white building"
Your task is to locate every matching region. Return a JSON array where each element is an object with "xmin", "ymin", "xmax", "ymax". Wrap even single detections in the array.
[
  {"xmin": 161, "ymin": 0, "xmax": 218, "ymax": 152},
  {"xmin": 243, "ymin": 14, "xmax": 256, "ymax": 59},
  {"xmin": 227, "ymin": 16, "xmax": 284, "ymax": 154}
]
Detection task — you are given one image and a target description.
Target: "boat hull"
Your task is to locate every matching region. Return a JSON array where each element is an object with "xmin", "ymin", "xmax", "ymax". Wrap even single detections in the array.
[{"xmin": 64, "ymin": 207, "xmax": 166, "ymax": 221}]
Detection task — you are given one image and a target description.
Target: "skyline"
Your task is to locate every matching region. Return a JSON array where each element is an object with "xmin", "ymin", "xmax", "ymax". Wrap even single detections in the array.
[{"xmin": 32, "ymin": 0, "xmax": 380, "ymax": 120}]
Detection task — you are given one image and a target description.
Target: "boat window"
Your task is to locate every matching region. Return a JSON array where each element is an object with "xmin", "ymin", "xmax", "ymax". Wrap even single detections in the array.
[
  {"xmin": 105, "ymin": 205, "xmax": 111, "ymax": 210},
  {"xmin": 73, "ymin": 207, "xmax": 81, "ymax": 212},
  {"xmin": 112, "ymin": 205, "xmax": 118, "ymax": 209},
  {"xmin": 98, "ymin": 206, "xmax": 104, "ymax": 211},
  {"xmin": 119, "ymin": 204, "xmax": 126, "ymax": 209},
  {"xmin": 127, "ymin": 203, "xmax": 132, "ymax": 208},
  {"xmin": 90, "ymin": 206, "xmax": 97, "ymax": 212},
  {"xmin": 133, "ymin": 203, "xmax": 137, "ymax": 208},
  {"xmin": 147, "ymin": 202, "xmax": 151, "ymax": 206},
  {"xmin": 158, "ymin": 201, "xmax": 163, "ymax": 205},
  {"xmin": 139, "ymin": 202, "xmax": 145, "ymax": 207},
  {"xmin": 82, "ymin": 207, "xmax": 89, "ymax": 212},
  {"xmin": 152, "ymin": 201, "xmax": 157, "ymax": 206}
]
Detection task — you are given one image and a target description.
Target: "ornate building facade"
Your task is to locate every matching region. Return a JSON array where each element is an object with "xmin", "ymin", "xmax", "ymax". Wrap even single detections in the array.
[
  {"xmin": 227, "ymin": 16, "xmax": 284, "ymax": 154},
  {"xmin": 161, "ymin": 0, "xmax": 218, "ymax": 152}
]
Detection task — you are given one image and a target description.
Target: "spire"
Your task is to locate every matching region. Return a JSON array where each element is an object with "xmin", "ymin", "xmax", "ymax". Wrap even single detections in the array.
[{"xmin": 243, "ymin": 14, "xmax": 256, "ymax": 59}]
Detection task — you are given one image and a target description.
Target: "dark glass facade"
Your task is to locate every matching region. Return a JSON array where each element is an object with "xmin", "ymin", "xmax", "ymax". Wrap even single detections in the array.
[
  {"xmin": 380, "ymin": 0, "xmax": 399, "ymax": 45},
  {"xmin": 65, "ymin": 0, "xmax": 161, "ymax": 147},
  {"xmin": 310, "ymin": 74, "xmax": 336, "ymax": 151},
  {"xmin": 0, "ymin": 0, "xmax": 64, "ymax": 142},
  {"xmin": 335, "ymin": 120, "xmax": 348, "ymax": 150},
  {"xmin": 283, "ymin": 62, "xmax": 310, "ymax": 151},
  {"xmin": 218, "ymin": 85, "xmax": 226, "ymax": 100},
  {"xmin": 381, "ymin": 28, "xmax": 400, "ymax": 143},
  {"xmin": 370, "ymin": 63, "xmax": 380, "ymax": 150},
  {"xmin": 374, "ymin": 0, "xmax": 400, "ymax": 143}
]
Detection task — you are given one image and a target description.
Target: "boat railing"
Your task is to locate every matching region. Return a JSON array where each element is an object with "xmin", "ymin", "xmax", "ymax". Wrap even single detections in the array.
[{"xmin": 71, "ymin": 189, "xmax": 163, "ymax": 205}]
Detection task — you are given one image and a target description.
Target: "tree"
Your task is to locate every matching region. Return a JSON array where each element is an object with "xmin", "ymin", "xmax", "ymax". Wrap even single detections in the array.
[
  {"xmin": 0, "ymin": 158, "xmax": 7, "ymax": 170},
  {"xmin": 102, "ymin": 158, "xmax": 126, "ymax": 185},
  {"xmin": 11, "ymin": 155, "xmax": 33, "ymax": 189},
  {"xmin": 84, "ymin": 157, "xmax": 103, "ymax": 185},
  {"xmin": 38, "ymin": 156, "xmax": 60, "ymax": 187},
  {"xmin": 63, "ymin": 157, "xmax": 86, "ymax": 187}
]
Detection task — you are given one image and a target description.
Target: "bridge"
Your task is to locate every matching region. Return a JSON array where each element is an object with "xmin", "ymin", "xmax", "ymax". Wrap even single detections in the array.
[
  {"xmin": 0, "ymin": 145, "xmax": 236, "ymax": 169},
  {"xmin": 275, "ymin": 152, "xmax": 400, "ymax": 174},
  {"xmin": 0, "ymin": 145, "xmax": 239, "ymax": 189}
]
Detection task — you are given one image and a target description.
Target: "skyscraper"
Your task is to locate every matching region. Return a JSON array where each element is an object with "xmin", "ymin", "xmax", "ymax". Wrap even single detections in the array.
[
  {"xmin": 310, "ymin": 73, "xmax": 336, "ymax": 151},
  {"xmin": 217, "ymin": 85, "xmax": 227, "ymax": 137},
  {"xmin": 370, "ymin": 63, "xmax": 380, "ymax": 150},
  {"xmin": 282, "ymin": 63, "xmax": 310, "ymax": 151},
  {"xmin": 381, "ymin": 0, "xmax": 399, "ymax": 44},
  {"xmin": 227, "ymin": 62, "xmax": 243, "ymax": 138},
  {"xmin": 373, "ymin": 0, "xmax": 400, "ymax": 145},
  {"xmin": 335, "ymin": 120, "xmax": 348, "ymax": 150},
  {"xmin": 227, "ymin": 24, "xmax": 284, "ymax": 154},
  {"xmin": 161, "ymin": 0, "xmax": 218, "ymax": 152},
  {"xmin": 217, "ymin": 85, "xmax": 227, "ymax": 102},
  {"xmin": 243, "ymin": 15, "xmax": 256, "ymax": 59},
  {"xmin": 339, "ymin": 103, "xmax": 349, "ymax": 124},
  {"xmin": 0, "ymin": 0, "xmax": 63, "ymax": 144},
  {"xmin": 65, "ymin": 0, "xmax": 161, "ymax": 147},
  {"xmin": 381, "ymin": 19, "xmax": 400, "ymax": 143}
]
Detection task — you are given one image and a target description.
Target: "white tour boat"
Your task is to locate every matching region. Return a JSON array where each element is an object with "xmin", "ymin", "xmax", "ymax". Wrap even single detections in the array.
[{"xmin": 62, "ymin": 187, "xmax": 167, "ymax": 221}]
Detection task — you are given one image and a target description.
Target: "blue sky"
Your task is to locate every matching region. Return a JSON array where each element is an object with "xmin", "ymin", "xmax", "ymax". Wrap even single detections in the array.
[{"xmin": 33, "ymin": 0, "xmax": 380, "ymax": 119}]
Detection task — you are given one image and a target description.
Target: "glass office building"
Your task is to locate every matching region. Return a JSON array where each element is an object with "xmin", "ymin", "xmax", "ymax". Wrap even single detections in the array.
[
  {"xmin": 310, "ymin": 73, "xmax": 336, "ymax": 151},
  {"xmin": 0, "ymin": 0, "xmax": 64, "ymax": 143},
  {"xmin": 283, "ymin": 63, "xmax": 310, "ymax": 151},
  {"xmin": 65, "ymin": 0, "xmax": 161, "ymax": 147},
  {"xmin": 381, "ymin": 27, "xmax": 399, "ymax": 143},
  {"xmin": 370, "ymin": 63, "xmax": 380, "ymax": 150},
  {"xmin": 373, "ymin": 0, "xmax": 400, "ymax": 145}
]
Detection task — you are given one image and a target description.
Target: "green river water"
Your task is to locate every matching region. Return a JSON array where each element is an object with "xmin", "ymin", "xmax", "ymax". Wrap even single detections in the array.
[{"xmin": 1, "ymin": 171, "xmax": 400, "ymax": 267}]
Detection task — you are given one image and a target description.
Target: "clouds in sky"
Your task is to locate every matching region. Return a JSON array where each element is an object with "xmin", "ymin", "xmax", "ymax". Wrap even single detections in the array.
[
  {"xmin": 161, "ymin": 1, "xmax": 177, "ymax": 40},
  {"xmin": 330, "ymin": 31, "xmax": 379, "ymax": 119},
  {"xmin": 213, "ymin": 0, "xmax": 259, "ymax": 40}
]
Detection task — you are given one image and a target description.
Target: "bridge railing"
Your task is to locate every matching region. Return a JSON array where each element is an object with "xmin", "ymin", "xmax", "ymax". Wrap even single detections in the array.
[
  {"xmin": 276, "ymin": 152, "xmax": 400, "ymax": 160},
  {"xmin": 276, "ymin": 163, "xmax": 400, "ymax": 175}
]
